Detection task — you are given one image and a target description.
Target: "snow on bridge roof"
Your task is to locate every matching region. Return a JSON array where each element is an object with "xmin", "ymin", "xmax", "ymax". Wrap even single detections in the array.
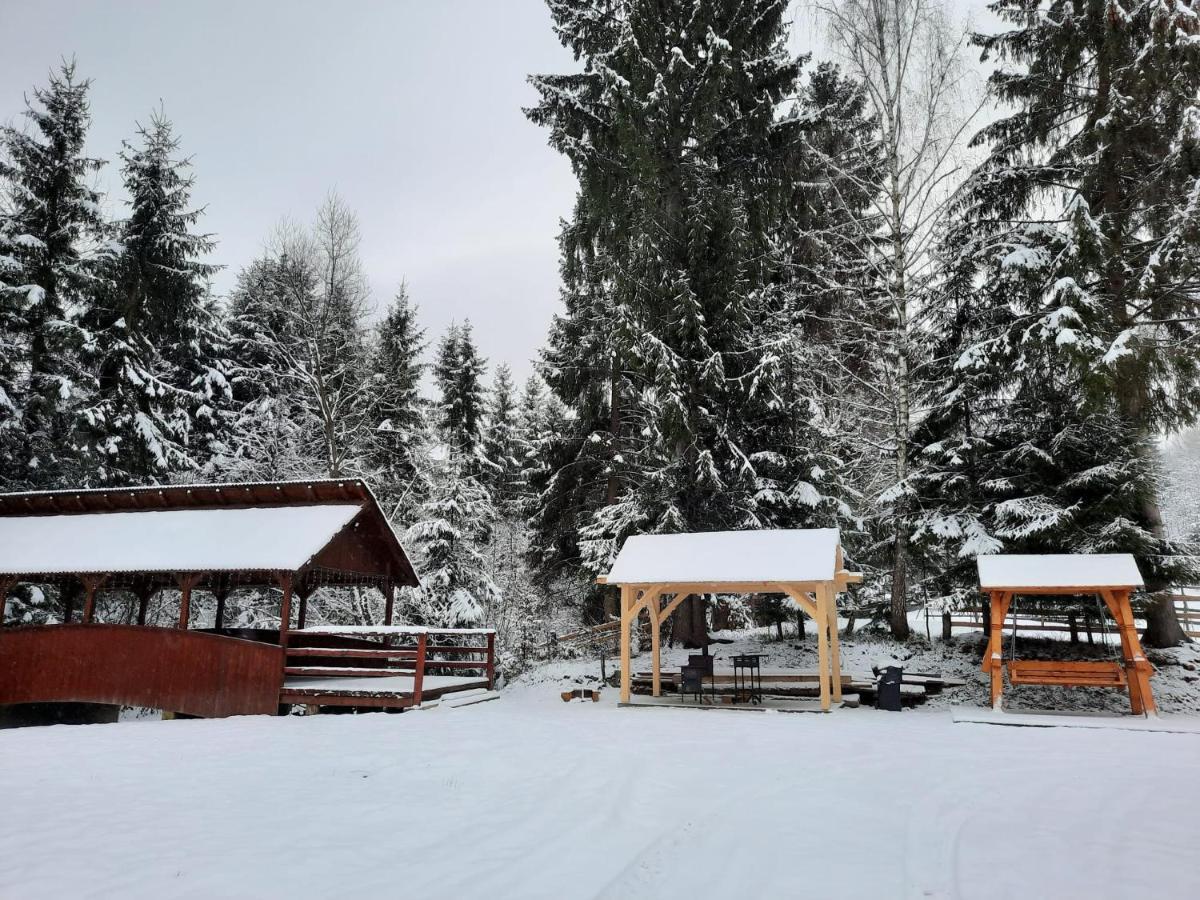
[
  {"xmin": 0, "ymin": 504, "xmax": 364, "ymax": 575},
  {"xmin": 604, "ymin": 528, "xmax": 842, "ymax": 585},
  {"xmin": 976, "ymin": 553, "xmax": 1144, "ymax": 590}
]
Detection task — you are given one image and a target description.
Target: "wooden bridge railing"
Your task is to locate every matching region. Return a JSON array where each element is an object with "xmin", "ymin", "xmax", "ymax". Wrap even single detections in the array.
[
  {"xmin": 285, "ymin": 628, "xmax": 495, "ymax": 706},
  {"xmin": 0, "ymin": 624, "xmax": 284, "ymax": 718}
]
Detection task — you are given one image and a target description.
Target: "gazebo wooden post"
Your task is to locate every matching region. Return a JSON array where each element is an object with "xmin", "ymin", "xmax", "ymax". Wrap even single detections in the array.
[
  {"xmin": 383, "ymin": 580, "xmax": 395, "ymax": 626},
  {"xmin": 81, "ymin": 575, "xmax": 108, "ymax": 624},
  {"xmin": 135, "ymin": 581, "xmax": 154, "ymax": 626},
  {"xmin": 984, "ymin": 590, "xmax": 1012, "ymax": 709},
  {"xmin": 277, "ymin": 572, "xmax": 293, "ymax": 648},
  {"xmin": 176, "ymin": 573, "xmax": 202, "ymax": 630},
  {"xmin": 211, "ymin": 574, "xmax": 231, "ymax": 630},
  {"xmin": 824, "ymin": 584, "xmax": 843, "ymax": 703},
  {"xmin": 619, "ymin": 585, "xmax": 633, "ymax": 704},
  {"xmin": 815, "ymin": 588, "xmax": 832, "ymax": 712},
  {"xmin": 1103, "ymin": 589, "xmax": 1155, "ymax": 716},
  {"xmin": 649, "ymin": 590, "xmax": 663, "ymax": 697},
  {"xmin": 297, "ymin": 585, "xmax": 310, "ymax": 631},
  {"xmin": 0, "ymin": 576, "xmax": 16, "ymax": 625}
]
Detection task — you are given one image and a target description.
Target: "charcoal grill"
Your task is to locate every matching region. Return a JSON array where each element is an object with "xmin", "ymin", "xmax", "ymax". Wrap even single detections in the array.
[{"xmin": 731, "ymin": 653, "xmax": 764, "ymax": 704}]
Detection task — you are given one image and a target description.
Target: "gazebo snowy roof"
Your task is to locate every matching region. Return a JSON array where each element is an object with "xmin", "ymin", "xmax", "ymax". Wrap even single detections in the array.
[
  {"xmin": 603, "ymin": 528, "xmax": 842, "ymax": 586},
  {"xmin": 0, "ymin": 478, "xmax": 418, "ymax": 586},
  {"xmin": 977, "ymin": 553, "xmax": 1143, "ymax": 592}
]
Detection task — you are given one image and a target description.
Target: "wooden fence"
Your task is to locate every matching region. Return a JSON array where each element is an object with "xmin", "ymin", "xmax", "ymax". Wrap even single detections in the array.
[{"xmin": 1173, "ymin": 589, "xmax": 1200, "ymax": 639}]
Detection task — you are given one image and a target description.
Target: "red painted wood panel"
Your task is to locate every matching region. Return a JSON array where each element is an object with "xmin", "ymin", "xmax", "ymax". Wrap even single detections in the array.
[{"xmin": 0, "ymin": 625, "xmax": 284, "ymax": 718}]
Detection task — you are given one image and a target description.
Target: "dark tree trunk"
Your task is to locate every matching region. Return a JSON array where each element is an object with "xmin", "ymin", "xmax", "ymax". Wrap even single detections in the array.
[
  {"xmin": 941, "ymin": 612, "xmax": 952, "ymax": 641},
  {"xmin": 1143, "ymin": 592, "xmax": 1186, "ymax": 648},
  {"xmin": 711, "ymin": 599, "xmax": 731, "ymax": 632},
  {"xmin": 797, "ymin": 609, "xmax": 807, "ymax": 638},
  {"xmin": 673, "ymin": 594, "xmax": 709, "ymax": 649},
  {"xmin": 890, "ymin": 536, "xmax": 911, "ymax": 639}
]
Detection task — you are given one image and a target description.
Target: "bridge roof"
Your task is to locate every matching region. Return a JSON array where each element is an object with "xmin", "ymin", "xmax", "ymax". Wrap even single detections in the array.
[{"xmin": 0, "ymin": 479, "xmax": 418, "ymax": 586}]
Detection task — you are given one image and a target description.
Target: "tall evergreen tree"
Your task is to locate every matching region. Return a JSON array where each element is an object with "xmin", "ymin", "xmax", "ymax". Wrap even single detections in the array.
[
  {"xmin": 0, "ymin": 61, "xmax": 105, "ymax": 487},
  {"xmin": 433, "ymin": 319, "xmax": 487, "ymax": 463},
  {"xmin": 528, "ymin": 2, "xmax": 857, "ymax": 642},
  {"xmin": 918, "ymin": 0, "xmax": 1200, "ymax": 645},
  {"xmin": 480, "ymin": 363, "xmax": 521, "ymax": 511},
  {"xmin": 401, "ymin": 455, "xmax": 500, "ymax": 628},
  {"xmin": 83, "ymin": 111, "xmax": 227, "ymax": 483},
  {"xmin": 365, "ymin": 283, "xmax": 428, "ymax": 518}
]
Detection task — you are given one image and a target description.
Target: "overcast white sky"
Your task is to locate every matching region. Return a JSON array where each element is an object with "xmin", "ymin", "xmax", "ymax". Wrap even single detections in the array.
[{"xmin": 0, "ymin": 0, "xmax": 994, "ymax": 381}]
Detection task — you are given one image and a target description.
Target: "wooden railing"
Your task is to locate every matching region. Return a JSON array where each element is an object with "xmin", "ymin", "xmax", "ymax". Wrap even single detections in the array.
[
  {"xmin": 285, "ymin": 627, "xmax": 495, "ymax": 707},
  {"xmin": 1171, "ymin": 589, "xmax": 1200, "ymax": 639}
]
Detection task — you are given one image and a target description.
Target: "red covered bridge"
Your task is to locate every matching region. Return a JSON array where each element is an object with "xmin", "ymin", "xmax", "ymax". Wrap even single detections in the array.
[{"xmin": 0, "ymin": 479, "xmax": 494, "ymax": 720}]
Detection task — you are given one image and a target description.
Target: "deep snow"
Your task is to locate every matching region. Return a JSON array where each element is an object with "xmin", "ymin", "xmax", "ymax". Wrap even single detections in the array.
[{"xmin": 2, "ymin": 657, "xmax": 1198, "ymax": 900}]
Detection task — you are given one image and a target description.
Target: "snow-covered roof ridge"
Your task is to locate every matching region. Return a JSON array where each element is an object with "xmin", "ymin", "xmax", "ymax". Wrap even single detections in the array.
[
  {"xmin": 0, "ymin": 504, "xmax": 365, "ymax": 575},
  {"xmin": 976, "ymin": 553, "xmax": 1144, "ymax": 590},
  {"xmin": 0, "ymin": 476, "xmax": 371, "ymax": 501},
  {"xmin": 604, "ymin": 528, "xmax": 843, "ymax": 585}
]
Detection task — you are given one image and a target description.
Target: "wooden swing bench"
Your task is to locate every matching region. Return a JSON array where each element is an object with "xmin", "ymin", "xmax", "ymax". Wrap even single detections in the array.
[
  {"xmin": 1005, "ymin": 659, "xmax": 1127, "ymax": 689},
  {"xmin": 978, "ymin": 554, "xmax": 1157, "ymax": 716}
]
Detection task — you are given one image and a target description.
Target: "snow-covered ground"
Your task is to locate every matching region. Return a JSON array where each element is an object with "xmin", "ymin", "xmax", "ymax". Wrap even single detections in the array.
[{"xmin": 3, "ymin": 639, "xmax": 1199, "ymax": 900}]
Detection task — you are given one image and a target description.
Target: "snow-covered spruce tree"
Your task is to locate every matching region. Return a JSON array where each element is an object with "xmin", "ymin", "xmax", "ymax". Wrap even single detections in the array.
[
  {"xmin": 942, "ymin": 0, "xmax": 1200, "ymax": 646},
  {"xmin": 82, "ymin": 111, "xmax": 228, "ymax": 484},
  {"xmin": 364, "ymin": 283, "xmax": 428, "ymax": 519},
  {"xmin": 480, "ymin": 363, "xmax": 522, "ymax": 512},
  {"xmin": 401, "ymin": 454, "xmax": 500, "ymax": 628},
  {"xmin": 528, "ymin": 1, "xmax": 855, "ymax": 644},
  {"xmin": 221, "ymin": 254, "xmax": 320, "ymax": 480},
  {"xmin": 432, "ymin": 319, "xmax": 487, "ymax": 466},
  {"xmin": 0, "ymin": 61, "xmax": 106, "ymax": 488},
  {"xmin": 0, "ymin": 217, "xmax": 26, "ymax": 480}
]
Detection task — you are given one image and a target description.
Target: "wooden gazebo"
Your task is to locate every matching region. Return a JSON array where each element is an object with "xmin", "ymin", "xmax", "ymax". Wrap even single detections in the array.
[
  {"xmin": 978, "ymin": 553, "xmax": 1156, "ymax": 716},
  {"xmin": 0, "ymin": 479, "xmax": 494, "ymax": 718},
  {"xmin": 600, "ymin": 529, "xmax": 861, "ymax": 712}
]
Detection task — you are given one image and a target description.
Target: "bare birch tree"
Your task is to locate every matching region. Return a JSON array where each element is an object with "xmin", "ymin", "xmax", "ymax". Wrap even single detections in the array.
[{"xmin": 809, "ymin": 0, "xmax": 983, "ymax": 638}]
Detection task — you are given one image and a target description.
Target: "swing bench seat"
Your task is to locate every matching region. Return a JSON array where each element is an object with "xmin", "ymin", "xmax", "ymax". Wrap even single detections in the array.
[{"xmin": 1006, "ymin": 660, "xmax": 1127, "ymax": 688}]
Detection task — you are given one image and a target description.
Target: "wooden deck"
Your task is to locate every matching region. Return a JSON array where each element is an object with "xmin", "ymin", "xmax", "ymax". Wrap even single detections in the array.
[
  {"xmin": 280, "ymin": 673, "xmax": 488, "ymax": 709},
  {"xmin": 280, "ymin": 627, "xmax": 495, "ymax": 711}
]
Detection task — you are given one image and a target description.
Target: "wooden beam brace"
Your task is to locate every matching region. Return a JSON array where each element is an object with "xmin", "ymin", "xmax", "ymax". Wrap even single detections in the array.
[
  {"xmin": 774, "ymin": 584, "xmax": 819, "ymax": 620},
  {"xmin": 175, "ymin": 573, "xmax": 203, "ymax": 630}
]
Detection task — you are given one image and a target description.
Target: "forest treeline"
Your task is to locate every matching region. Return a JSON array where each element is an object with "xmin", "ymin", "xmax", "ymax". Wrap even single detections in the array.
[{"xmin": 2, "ymin": 1, "xmax": 1199, "ymax": 651}]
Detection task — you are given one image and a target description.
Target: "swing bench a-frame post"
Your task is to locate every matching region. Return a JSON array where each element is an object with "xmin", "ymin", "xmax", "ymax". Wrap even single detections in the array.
[{"xmin": 977, "ymin": 554, "xmax": 1157, "ymax": 717}]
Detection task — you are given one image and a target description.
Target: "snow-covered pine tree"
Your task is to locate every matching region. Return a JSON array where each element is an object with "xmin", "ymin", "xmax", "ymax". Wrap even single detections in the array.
[
  {"xmin": 364, "ymin": 283, "xmax": 428, "ymax": 519},
  {"xmin": 0, "ymin": 217, "xmax": 25, "ymax": 479},
  {"xmin": 400, "ymin": 454, "xmax": 500, "ymax": 628},
  {"xmin": 480, "ymin": 363, "xmax": 522, "ymax": 512},
  {"xmin": 528, "ymin": 1, "xmax": 856, "ymax": 643},
  {"xmin": 944, "ymin": 0, "xmax": 1200, "ymax": 645},
  {"xmin": 0, "ymin": 61, "xmax": 106, "ymax": 488},
  {"xmin": 82, "ymin": 111, "xmax": 228, "ymax": 484},
  {"xmin": 432, "ymin": 319, "xmax": 487, "ymax": 465}
]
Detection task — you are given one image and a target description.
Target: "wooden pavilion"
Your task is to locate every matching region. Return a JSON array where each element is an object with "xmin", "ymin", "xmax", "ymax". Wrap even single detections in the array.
[
  {"xmin": 977, "ymin": 553, "xmax": 1156, "ymax": 716},
  {"xmin": 600, "ymin": 529, "xmax": 862, "ymax": 712},
  {"xmin": 0, "ymin": 479, "xmax": 494, "ymax": 719}
]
